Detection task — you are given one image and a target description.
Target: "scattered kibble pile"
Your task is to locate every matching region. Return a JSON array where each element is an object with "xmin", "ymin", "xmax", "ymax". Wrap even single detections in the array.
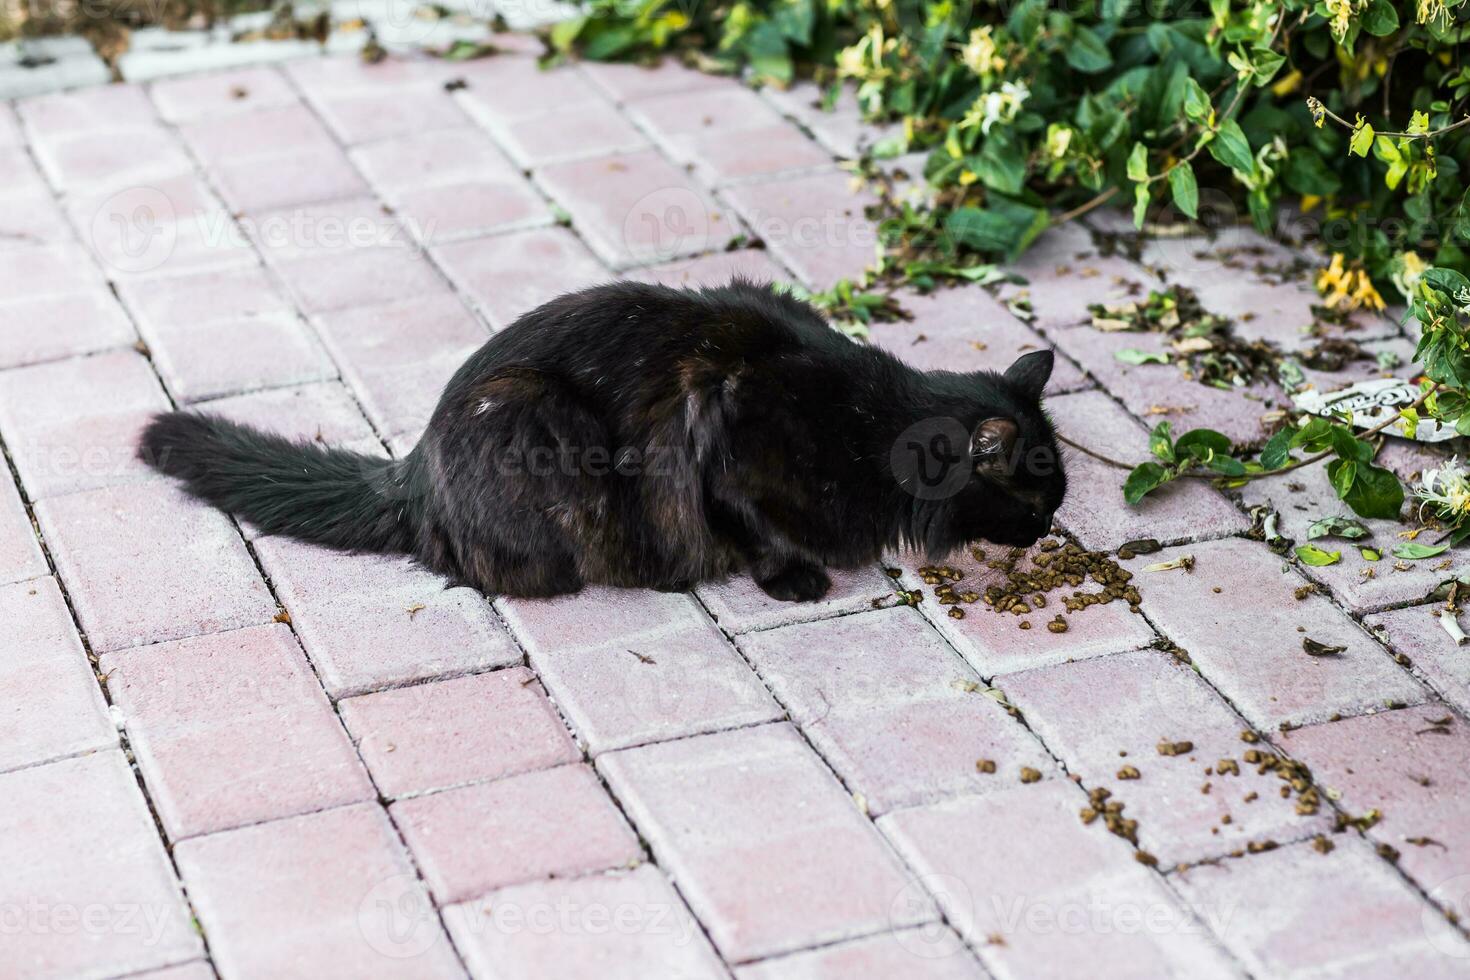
[{"xmin": 910, "ymin": 538, "xmax": 1143, "ymax": 630}]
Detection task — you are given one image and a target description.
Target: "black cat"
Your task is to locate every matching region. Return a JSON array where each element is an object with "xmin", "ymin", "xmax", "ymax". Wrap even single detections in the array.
[{"xmin": 140, "ymin": 278, "xmax": 1066, "ymax": 601}]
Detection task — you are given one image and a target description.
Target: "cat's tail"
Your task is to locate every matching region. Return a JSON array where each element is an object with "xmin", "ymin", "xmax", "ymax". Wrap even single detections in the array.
[{"xmin": 138, "ymin": 411, "xmax": 419, "ymax": 555}]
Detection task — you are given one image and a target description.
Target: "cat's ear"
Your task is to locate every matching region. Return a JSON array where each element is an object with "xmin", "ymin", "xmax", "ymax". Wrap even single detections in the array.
[
  {"xmin": 1004, "ymin": 349, "xmax": 1054, "ymax": 399},
  {"xmin": 972, "ymin": 417, "xmax": 1019, "ymax": 473}
]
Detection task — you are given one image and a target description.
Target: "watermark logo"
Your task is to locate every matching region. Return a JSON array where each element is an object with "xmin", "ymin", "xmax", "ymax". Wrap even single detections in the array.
[
  {"xmin": 622, "ymin": 186, "xmax": 712, "ymax": 267},
  {"xmin": 89, "ymin": 185, "xmax": 177, "ymax": 275},
  {"xmin": 357, "ymin": 873, "xmax": 442, "ymax": 959},
  {"xmin": 890, "ymin": 417, "xmax": 972, "ymax": 501},
  {"xmin": 891, "ymin": 873, "xmax": 971, "ymax": 958}
]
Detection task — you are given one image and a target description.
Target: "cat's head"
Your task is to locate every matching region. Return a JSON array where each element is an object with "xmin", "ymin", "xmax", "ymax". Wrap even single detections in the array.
[{"xmin": 896, "ymin": 350, "xmax": 1068, "ymax": 554}]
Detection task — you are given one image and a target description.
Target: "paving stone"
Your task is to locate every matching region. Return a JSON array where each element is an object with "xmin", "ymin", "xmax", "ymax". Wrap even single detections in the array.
[
  {"xmin": 500, "ymin": 586, "xmax": 706, "ymax": 656},
  {"xmin": 1048, "ymin": 389, "xmax": 1251, "ymax": 550},
  {"xmin": 1236, "ymin": 450, "xmax": 1449, "ymax": 614},
  {"xmin": 247, "ymin": 195, "xmax": 413, "ymax": 263},
  {"xmin": 626, "ymin": 86, "xmax": 787, "ymax": 142},
  {"xmin": 349, "ymin": 127, "xmax": 522, "ymax": 192},
  {"xmin": 118, "ymin": 32, "xmax": 319, "ymax": 84},
  {"xmin": 123, "ymin": 962, "xmax": 218, "ymax": 980},
  {"xmin": 116, "ymin": 262, "xmax": 294, "ymax": 334},
  {"xmin": 722, "ymin": 169, "xmax": 879, "ymax": 290},
  {"xmin": 1137, "ymin": 224, "xmax": 1310, "ymax": 286},
  {"xmin": 313, "ymin": 292, "xmax": 486, "ymax": 439},
  {"xmin": 1051, "ymin": 324, "xmax": 1283, "ymax": 446},
  {"xmin": 0, "ymin": 750, "xmax": 201, "ymax": 978},
  {"xmin": 759, "ymin": 82, "xmax": 900, "ymax": 160},
  {"xmin": 17, "ymin": 83, "xmax": 160, "ymax": 138},
  {"xmin": 997, "ymin": 255, "xmax": 1164, "ymax": 334},
  {"xmin": 737, "ymin": 608, "xmax": 1054, "ymax": 813},
  {"xmin": 311, "ymin": 84, "xmax": 469, "ymax": 145},
  {"xmin": 392, "ymin": 763, "xmax": 642, "ymax": 903},
  {"xmin": 599, "ymin": 723, "xmax": 936, "ymax": 961},
  {"xmin": 5, "ymin": 241, "xmax": 108, "ymax": 300},
  {"xmin": 340, "ymin": 666, "xmax": 578, "ymax": 798},
  {"xmin": 179, "ymin": 102, "xmax": 338, "ymax": 163},
  {"xmin": 696, "ymin": 563, "xmax": 894, "ymax": 634},
  {"xmin": 1192, "ymin": 275, "xmax": 1399, "ymax": 352},
  {"xmin": 389, "ymin": 178, "xmax": 550, "ymax": 245},
  {"xmin": 0, "ymin": 289, "xmax": 136, "ymax": 370},
  {"xmin": 272, "ymin": 247, "xmax": 450, "ymax": 315},
  {"xmin": 0, "ymin": 577, "xmax": 115, "ymax": 773},
  {"xmin": 200, "ymin": 380, "xmax": 379, "ymax": 447},
  {"xmin": 0, "ymin": 47, "xmax": 110, "ymax": 99},
  {"xmin": 285, "ymin": 52, "xmax": 460, "ymax": 96},
  {"xmin": 211, "ymin": 145, "xmax": 370, "ymax": 214},
  {"xmin": 144, "ymin": 313, "xmax": 338, "ymax": 403},
  {"xmin": 450, "ymin": 56, "xmax": 605, "ymax": 127},
  {"xmin": 672, "ymin": 122, "xmax": 834, "ymax": 186},
  {"xmin": 176, "ymin": 803, "xmax": 462, "ymax": 978},
  {"xmin": 878, "ymin": 782, "xmax": 1240, "ymax": 977},
  {"xmin": 1170, "ymin": 837, "xmax": 1470, "ymax": 974},
  {"xmin": 579, "ymin": 58, "xmax": 732, "ymax": 104},
  {"xmin": 0, "ymin": 349, "xmax": 171, "ymax": 499},
  {"xmin": 149, "ymin": 65, "xmax": 300, "ymax": 122},
  {"xmin": 29, "ymin": 127, "xmax": 194, "ymax": 194},
  {"xmin": 866, "ymin": 287, "xmax": 1089, "ymax": 394},
  {"xmin": 101, "ymin": 623, "xmax": 373, "ymax": 839},
  {"xmin": 1280, "ymin": 707, "xmax": 1470, "ymax": 897},
  {"xmin": 536, "ymin": 150, "xmax": 737, "ymax": 269},
  {"xmin": 735, "ymin": 928, "xmax": 988, "ymax": 980},
  {"xmin": 1003, "ymin": 219, "xmax": 1100, "ymax": 282},
  {"xmin": 1005, "ymin": 647, "xmax": 1330, "ymax": 865},
  {"xmin": 255, "ymin": 535, "xmax": 519, "ymax": 697},
  {"xmin": 0, "ymin": 465, "xmax": 46, "ymax": 586},
  {"xmin": 0, "ymin": 187, "xmax": 69, "ymax": 252},
  {"xmin": 1366, "ymin": 604, "xmax": 1470, "ymax": 716},
  {"xmin": 36, "ymin": 481, "xmax": 276, "ymax": 653},
  {"xmin": 494, "ymin": 100, "xmax": 649, "ymax": 167},
  {"xmin": 0, "ymin": 143, "xmax": 50, "ymax": 198},
  {"xmin": 69, "ymin": 174, "xmax": 257, "ymax": 279},
  {"xmin": 432, "ymin": 226, "xmax": 609, "ymax": 327},
  {"xmin": 1123, "ymin": 537, "xmax": 1427, "ymax": 728},
  {"xmin": 623, "ymin": 248, "xmax": 791, "ymax": 290},
  {"xmin": 444, "ymin": 865, "xmax": 726, "ymax": 980},
  {"xmin": 887, "ymin": 543, "xmax": 1157, "ymax": 676},
  {"xmin": 530, "ymin": 612, "xmax": 780, "ymax": 754}
]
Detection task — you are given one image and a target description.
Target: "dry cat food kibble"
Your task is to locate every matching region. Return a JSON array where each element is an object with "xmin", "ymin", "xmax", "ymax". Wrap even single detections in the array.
[{"xmin": 916, "ymin": 538, "xmax": 1143, "ymax": 630}]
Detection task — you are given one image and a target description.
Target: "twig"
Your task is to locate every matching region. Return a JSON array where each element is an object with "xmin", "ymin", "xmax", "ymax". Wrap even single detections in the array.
[
  {"xmin": 1060, "ymin": 385, "xmax": 1440, "ymax": 481},
  {"xmin": 1051, "ymin": 186, "xmax": 1119, "ymax": 226},
  {"xmin": 1312, "ymin": 102, "xmax": 1470, "ymax": 140}
]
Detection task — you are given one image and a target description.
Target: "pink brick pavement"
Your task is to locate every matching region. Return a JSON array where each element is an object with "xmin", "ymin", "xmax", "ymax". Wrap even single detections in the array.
[{"xmin": 2, "ymin": 47, "xmax": 1463, "ymax": 980}]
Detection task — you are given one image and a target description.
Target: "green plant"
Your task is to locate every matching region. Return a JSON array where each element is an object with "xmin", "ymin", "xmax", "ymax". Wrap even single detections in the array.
[{"xmin": 555, "ymin": 0, "xmax": 1470, "ymax": 550}]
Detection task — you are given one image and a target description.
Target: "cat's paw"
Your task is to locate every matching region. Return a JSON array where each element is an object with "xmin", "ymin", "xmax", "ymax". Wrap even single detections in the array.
[{"xmin": 756, "ymin": 563, "xmax": 832, "ymax": 602}]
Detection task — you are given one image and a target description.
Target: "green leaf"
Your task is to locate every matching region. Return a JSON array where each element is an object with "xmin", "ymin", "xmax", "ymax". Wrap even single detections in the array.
[
  {"xmin": 1115, "ymin": 348, "xmax": 1171, "ymax": 365},
  {"xmin": 1259, "ymin": 429, "xmax": 1295, "ymax": 470},
  {"xmin": 1182, "ymin": 77, "xmax": 1211, "ymax": 122},
  {"xmin": 1360, "ymin": 547, "xmax": 1382, "ymax": 561},
  {"xmin": 1362, "ymin": 0, "xmax": 1399, "ymax": 36},
  {"xmin": 1065, "ymin": 26, "xmax": 1114, "ymax": 74},
  {"xmin": 1148, "ymin": 421, "xmax": 1175, "ymax": 463},
  {"xmin": 1393, "ymin": 542, "xmax": 1450, "ymax": 560},
  {"xmin": 1175, "ymin": 429, "xmax": 1232, "ymax": 461},
  {"xmin": 1208, "ymin": 120, "xmax": 1254, "ymax": 176},
  {"xmin": 1132, "ymin": 183, "xmax": 1150, "ymax": 228},
  {"xmin": 1308, "ymin": 517, "xmax": 1371, "ymax": 541},
  {"xmin": 1350, "ymin": 117, "xmax": 1376, "ymax": 158},
  {"xmin": 1295, "ymin": 544, "xmax": 1342, "ymax": 567},
  {"xmin": 1126, "ymin": 142, "xmax": 1149, "ymax": 182},
  {"xmin": 1124, "ymin": 462, "xmax": 1171, "ymax": 505},
  {"xmin": 1334, "ymin": 461, "xmax": 1406, "ymax": 521},
  {"xmin": 1168, "ymin": 161, "xmax": 1199, "ymax": 219}
]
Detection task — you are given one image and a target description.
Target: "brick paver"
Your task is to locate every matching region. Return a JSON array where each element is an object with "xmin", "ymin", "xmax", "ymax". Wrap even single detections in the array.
[
  {"xmin": 3, "ymin": 45, "xmax": 1459, "ymax": 980},
  {"xmin": 101, "ymin": 623, "xmax": 374, "ymax": 839}
]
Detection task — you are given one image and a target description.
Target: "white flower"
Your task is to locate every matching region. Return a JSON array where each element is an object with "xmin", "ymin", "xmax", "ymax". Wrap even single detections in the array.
[
  {"xmin": 966, "ymin": 81, "xmax": 1030, "ymax": 135},
  {"xmin": 1418, "ymin": 457, "xmax": 1470, "ymax": 523}
]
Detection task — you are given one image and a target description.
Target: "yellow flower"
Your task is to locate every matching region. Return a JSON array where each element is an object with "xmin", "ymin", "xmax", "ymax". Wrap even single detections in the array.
[
  {"xmin": 959, "ymin": 26, "xmax": 1005, "ymax": 81},
  {"xmin": 1418, "ymin": 0, "xmax": 1450, "ymax": 28},
  {"xmin": 1317, "ymin": 254, "xmax": 1387, "ymax": 311},
  {"xmin": 1325, "ymin": 0, "xmax": 1365, "ymax": 42}
]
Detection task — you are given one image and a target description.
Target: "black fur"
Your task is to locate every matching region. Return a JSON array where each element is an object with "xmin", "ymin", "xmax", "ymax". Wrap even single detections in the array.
[{"xmin": 140, "ymin": 278, "xmax": 1067, "ymax": 602}]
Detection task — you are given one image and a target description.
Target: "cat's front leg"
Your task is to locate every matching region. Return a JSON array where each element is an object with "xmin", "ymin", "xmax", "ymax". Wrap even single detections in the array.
[{"xmin": 753, "ymin": 554, "xmax": 832, "ymax": 602}]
